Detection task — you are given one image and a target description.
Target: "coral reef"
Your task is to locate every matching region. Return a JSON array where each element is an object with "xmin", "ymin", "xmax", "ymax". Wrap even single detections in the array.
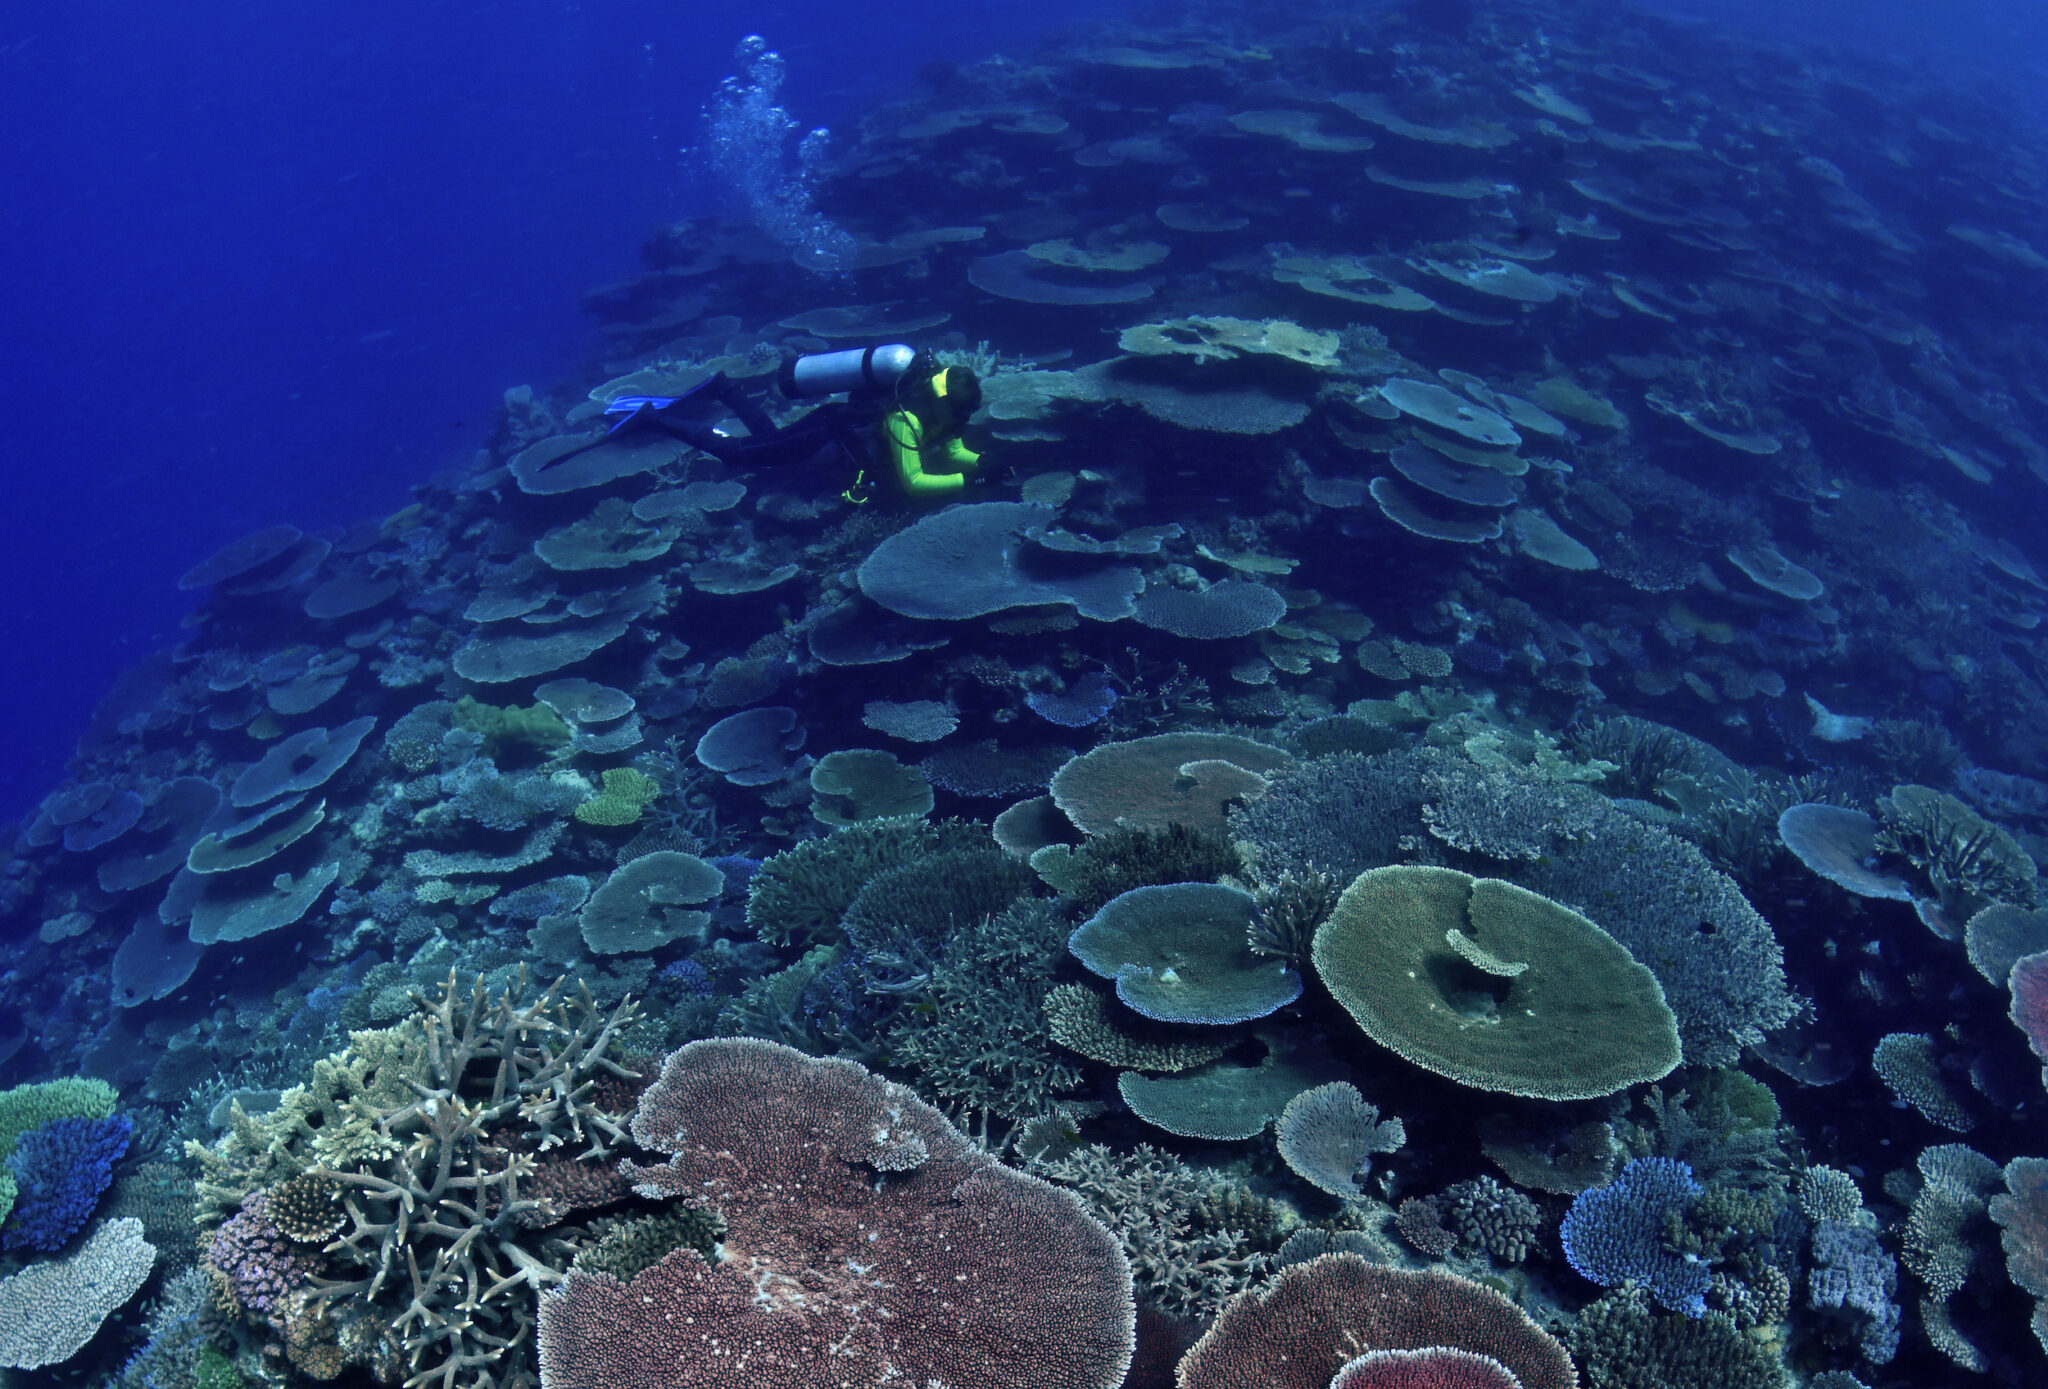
[{"xmin": 9, "ymin": 3, "xmax": 2048, "ymax": 1382}]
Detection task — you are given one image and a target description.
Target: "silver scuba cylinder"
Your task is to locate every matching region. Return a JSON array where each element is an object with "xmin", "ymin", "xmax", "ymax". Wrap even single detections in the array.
[{"xmin": 777, "ymin": 343, "xmax": 918, "ymax": 398}]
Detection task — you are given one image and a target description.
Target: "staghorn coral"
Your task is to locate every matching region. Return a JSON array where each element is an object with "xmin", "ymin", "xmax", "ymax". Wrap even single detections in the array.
[
  {"xmin": 194, "ymin": 971, "xmax": 644, "ymax": 1389},
  {"xmin": 1025, "ymin": 1141, "xmax": 1272, "ymax": 1321},
  {"xmin": 884, "ymin": 897, "xmax": 1084, "ymax": 1119},
  {"xmin": 1874, "ymin": 782, "xmax": 2037, "ymax": 913}
]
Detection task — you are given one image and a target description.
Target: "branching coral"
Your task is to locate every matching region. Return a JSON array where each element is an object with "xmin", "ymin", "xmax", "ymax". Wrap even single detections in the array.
[
  {"xmin": 1024, "ymin": 1141, "xmax": 1274, "ymax": 1320},
  {"xmin": 194, "ymin": 971, "xmax": 645, "ymax": 1389},
  {"xmin": 1875, "ymin": 782, "xmax": 2037, "ymax": 914}
]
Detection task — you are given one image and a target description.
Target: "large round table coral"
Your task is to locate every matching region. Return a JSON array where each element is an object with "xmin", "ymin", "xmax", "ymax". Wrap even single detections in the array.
[
  {"xmin": 535, "ymin": 1038, "xmax": 1135, "ymax": 1389},
  {"xmin": 1311, "ymin": 864, "xmax": 1681, "ymax": 1100}
]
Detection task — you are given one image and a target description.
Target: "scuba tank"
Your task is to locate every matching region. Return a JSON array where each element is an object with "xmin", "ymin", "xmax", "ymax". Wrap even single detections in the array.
[{"xmin": 778, "ymin": 344, "xmax": 920, "ymax": 399}]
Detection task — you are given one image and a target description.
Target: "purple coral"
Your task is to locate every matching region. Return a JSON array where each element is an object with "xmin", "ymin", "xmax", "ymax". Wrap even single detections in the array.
[{"xmin": 205, "ymin": 1191, "xmax": 320, "ymax": 1313}]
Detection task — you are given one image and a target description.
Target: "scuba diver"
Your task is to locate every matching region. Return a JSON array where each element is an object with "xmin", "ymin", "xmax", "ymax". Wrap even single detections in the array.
[{"xmin": 601, "ymin": 344, "xmax": 986, "ymax": 504}]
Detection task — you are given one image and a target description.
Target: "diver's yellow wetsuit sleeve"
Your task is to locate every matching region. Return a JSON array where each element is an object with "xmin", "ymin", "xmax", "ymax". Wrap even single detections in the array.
[{"xmin": 883, "ymin": 408, "xmax": 981, "ymax": 496}]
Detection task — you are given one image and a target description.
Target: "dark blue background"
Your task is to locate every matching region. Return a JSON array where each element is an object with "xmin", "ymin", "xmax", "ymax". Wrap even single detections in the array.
[{"xmin": 0, "ymin": 0, "xmax": 2042, "ymax": 825}]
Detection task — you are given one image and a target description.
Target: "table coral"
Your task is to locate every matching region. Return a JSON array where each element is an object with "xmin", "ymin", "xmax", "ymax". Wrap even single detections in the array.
[
  {"xmin": 0, "ymin": 1217, "xmax": 157, "ymax": 1370},
  {"xmin": 537, "ymin": 1038, "xmax": 1134, "ymax": 1389},
  {"xmin": 1177, "ymin": 1255, "xmax": 1574, "ymax": 1389},
  {"xmin": 1312, "ymin": 865, "xmax": 1681, "ymax": 1100}
]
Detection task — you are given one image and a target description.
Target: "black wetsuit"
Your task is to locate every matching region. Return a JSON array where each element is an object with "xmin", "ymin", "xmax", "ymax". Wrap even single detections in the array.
[{"xmin": 647, "ymin": 373, "xmax": 883, "ymax": 476}]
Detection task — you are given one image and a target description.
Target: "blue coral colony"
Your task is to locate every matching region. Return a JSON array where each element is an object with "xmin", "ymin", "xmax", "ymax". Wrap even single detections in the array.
[{"xmin": 9, "ymin": 2, "xmax": 2048, "ymax": 1388}]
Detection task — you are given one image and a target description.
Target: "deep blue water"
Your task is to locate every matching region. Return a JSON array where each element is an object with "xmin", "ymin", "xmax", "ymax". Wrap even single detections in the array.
[
  {"xmin": 0, "ymin": 0, "xmax": 1118, "ymax": 824},
  {"xmin": 0, "ymin": 0, "xmax": 2043, "ymax": 824}
]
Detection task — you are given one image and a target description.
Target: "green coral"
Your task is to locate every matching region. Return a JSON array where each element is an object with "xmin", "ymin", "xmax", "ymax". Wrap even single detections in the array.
[
  {"xmin": 574, "ymin": 1208, "xmax": 724, "ymax": 1281},
  {"xmin": 745, "ymin": 818, "xmax": 985, "ymax": 946},
  {"xmin": 450, "ymin": 694, "xmax": 572, "ymax": 762},
  {"xmin": 1053, "ymin": 823, "xmax": 1243, "ymax": 915},
  {"xmin": 1693, "ymin": 1068, "xmax": 1780, "ymax": 1135},
  {"xmin": 886, "ymin": 898, "xmax": 1082, "ymax": 1119},
  {"xmin": 194, "ymin": 1347, "xmax": 245, "ymax": 1389},
  {"xmin": 0, "ymin": 1077, "xmax": 118, "ymax": 1153},
  {"xmin": 185, "ymin": 1015, "xmax": 431, "ymax": 1222},
  {"xmin": 1569, "ymin": 1286, "xmax": 1786, "ymax": 1389},
  {"xmin": 573, "ymin": 766, "xmax": 661, "ymax": 827},
  {"xmin": 1621, "ymin": 1081, "xmax": 1791, "ymax": 1192}
]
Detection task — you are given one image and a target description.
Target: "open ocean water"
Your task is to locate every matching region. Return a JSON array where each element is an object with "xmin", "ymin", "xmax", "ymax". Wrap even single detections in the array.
[{"xmin": 3, "ymin": 2, "xmax": 2048, "ymax": 1386}]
